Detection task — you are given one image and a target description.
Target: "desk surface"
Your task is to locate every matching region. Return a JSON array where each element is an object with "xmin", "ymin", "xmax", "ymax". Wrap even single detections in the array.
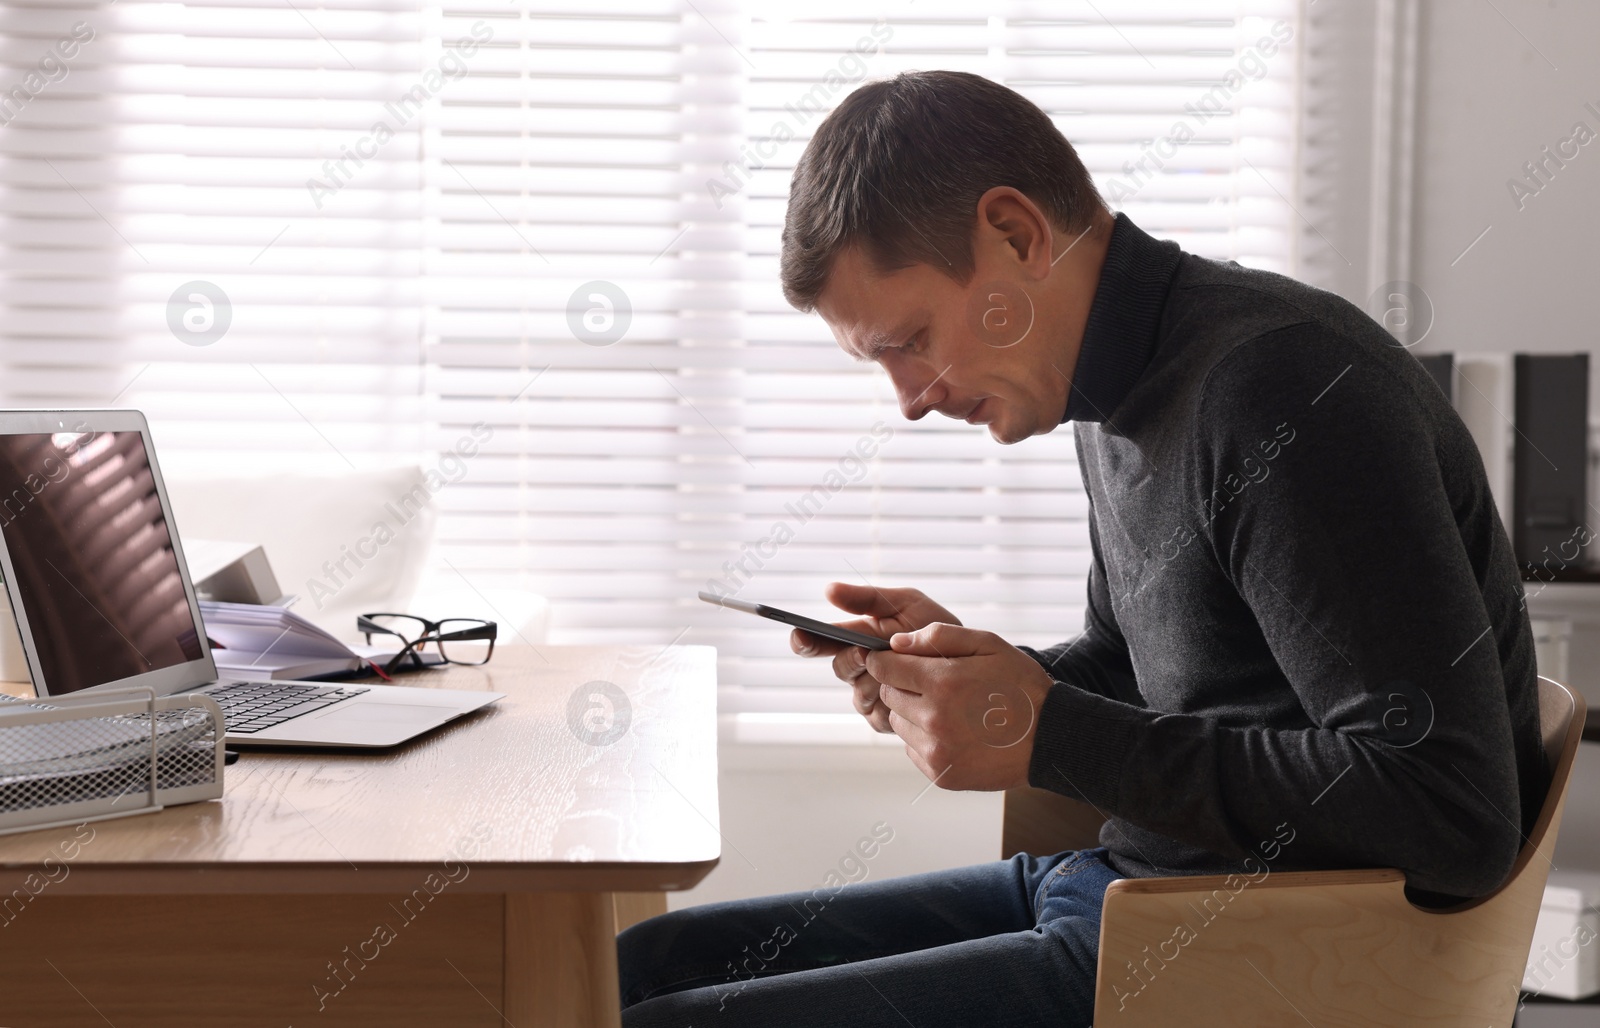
[{"xmin": 0, "ymin": 645, "xmax": 720, "ymax": 895}]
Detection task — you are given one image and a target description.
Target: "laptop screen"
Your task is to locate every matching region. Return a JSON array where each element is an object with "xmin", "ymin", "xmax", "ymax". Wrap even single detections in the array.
[{"xmin": 0, "ymin": 429, "xmax": 204, "ymax": 694}]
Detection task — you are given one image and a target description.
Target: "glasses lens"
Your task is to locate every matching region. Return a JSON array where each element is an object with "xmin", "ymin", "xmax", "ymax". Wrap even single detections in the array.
[
  {"xmin": 364, "ymin": 614, "xmax": 431, "ymax": 644},
  {"xmin": 435, "ymin": 619, "xmax": 496, "ymax": 665}
]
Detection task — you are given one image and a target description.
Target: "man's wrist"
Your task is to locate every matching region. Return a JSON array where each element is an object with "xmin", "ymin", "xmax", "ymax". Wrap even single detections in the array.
[{"xmin": 1025, "ymin": 681, "xmax": 1140, "ymax": 807}]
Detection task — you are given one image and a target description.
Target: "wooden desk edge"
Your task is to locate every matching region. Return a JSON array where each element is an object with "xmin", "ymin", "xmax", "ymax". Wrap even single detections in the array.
[{"xmin": 0, "ymin": 857, "xmax": 720, "ymax": 896}]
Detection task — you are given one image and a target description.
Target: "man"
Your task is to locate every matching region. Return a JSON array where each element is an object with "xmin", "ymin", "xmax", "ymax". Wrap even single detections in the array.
[{"xmin": 617, "ymin": 70, "xmax": 1546, "ymax": 1027}]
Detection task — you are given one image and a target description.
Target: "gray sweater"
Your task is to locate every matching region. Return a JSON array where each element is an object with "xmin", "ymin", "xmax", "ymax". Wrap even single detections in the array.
[{"xmin": 1024, "ymin": 214, "xmax": 1547, "ymax": 900}]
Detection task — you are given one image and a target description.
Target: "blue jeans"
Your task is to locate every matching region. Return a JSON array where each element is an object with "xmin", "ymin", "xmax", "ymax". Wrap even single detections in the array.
[{"xmin": 617, "ymin": 847, "xmax": 1121, "ymax": 1027}]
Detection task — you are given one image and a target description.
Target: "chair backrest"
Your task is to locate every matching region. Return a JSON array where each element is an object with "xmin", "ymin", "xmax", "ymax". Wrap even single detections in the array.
[
  {"xmin": 1089, "ymin": 678, "xmax": 1585, "ymax": 1026},
  {"xmin": 1539, "ymin": 675, "xmax": 1582, "ymax": 785},
  {"xmin": 1445, "ymin": 675, "xmax": 1584, "ymax": 913}
]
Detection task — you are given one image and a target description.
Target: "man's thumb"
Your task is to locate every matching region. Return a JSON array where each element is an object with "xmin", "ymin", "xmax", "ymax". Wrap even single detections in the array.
[{"xmin": 890, "ymin": 621, "xmax": 982, "ymax": 657}]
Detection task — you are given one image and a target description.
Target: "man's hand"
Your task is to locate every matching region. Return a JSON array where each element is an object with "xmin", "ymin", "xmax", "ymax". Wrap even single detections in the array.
[
  {"xmin": 790, "ymin": 582, "xmax": 959, "ymax": 734},
  {"xmin": 868, "ymin": 623, "xmax": 1054, "ymax": 792}
]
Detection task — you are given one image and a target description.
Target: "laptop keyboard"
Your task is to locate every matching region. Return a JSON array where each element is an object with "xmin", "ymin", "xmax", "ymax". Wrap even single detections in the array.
[{"xmin": 205, "ymin": 680, "xmax": 369, "ymax": 735}]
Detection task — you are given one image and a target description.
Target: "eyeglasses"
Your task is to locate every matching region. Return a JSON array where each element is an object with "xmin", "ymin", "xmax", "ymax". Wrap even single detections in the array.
[{"xmin": 357, "ymin": 613, "xmax": 498, "ymax": 676}]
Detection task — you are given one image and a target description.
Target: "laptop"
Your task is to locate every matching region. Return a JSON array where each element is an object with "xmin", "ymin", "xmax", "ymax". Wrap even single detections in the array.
[{"xmin": 0, "ymin": 409, "xmax": 501, "ymax": 748}]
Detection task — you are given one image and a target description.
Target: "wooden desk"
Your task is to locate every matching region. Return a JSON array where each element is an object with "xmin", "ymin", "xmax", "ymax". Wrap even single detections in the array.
[{"xmin": 0, "ymin": 645, "xmax": 720, "ymax": 1027}]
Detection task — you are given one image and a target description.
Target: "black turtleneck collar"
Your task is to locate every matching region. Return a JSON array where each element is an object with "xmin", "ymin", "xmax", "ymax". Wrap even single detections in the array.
[{"xmin": 1060, "ymin": 213, "xmax": 1183, "ymax": 424}]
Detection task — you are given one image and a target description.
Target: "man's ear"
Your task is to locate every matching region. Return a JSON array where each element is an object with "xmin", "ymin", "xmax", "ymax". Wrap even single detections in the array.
[{"xmin": 973, "ymin": 186, "xmax": 1054, "ymax": 280}]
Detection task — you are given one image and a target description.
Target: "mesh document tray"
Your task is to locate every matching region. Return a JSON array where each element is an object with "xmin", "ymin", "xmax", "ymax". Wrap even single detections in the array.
[{"xmin": 0, "ymin": 688, "xmax": 225, "ymax": 835}]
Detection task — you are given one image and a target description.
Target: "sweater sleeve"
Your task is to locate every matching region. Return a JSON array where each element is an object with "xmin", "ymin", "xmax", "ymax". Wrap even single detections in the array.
[
  {"xmin": 1027, "ymin": 327, "xmax": 1524, "ymax": 898},
  {"xmin": 1019, "ymin": 498, "xmax": 1146, "ymax": 708}
]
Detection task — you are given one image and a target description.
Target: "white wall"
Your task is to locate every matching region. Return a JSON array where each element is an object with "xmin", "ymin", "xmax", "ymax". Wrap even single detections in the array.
[
  {"xmin": 1410, "ymin": 0, "xmax": 1600, "ymax": 392},
  {"xmin": 1301, "ymin": 0, "xmax": 1600, "ymax": 388}
]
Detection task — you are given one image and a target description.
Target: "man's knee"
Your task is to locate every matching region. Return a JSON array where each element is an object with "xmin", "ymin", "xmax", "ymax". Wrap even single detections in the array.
[
  {"xmin": 617, "ymin": 907, "xmax": 682, "ymax": 1007},
  {"xmin": 618, "ymin": 904, "xmax": 745, "ymax": 1009}
]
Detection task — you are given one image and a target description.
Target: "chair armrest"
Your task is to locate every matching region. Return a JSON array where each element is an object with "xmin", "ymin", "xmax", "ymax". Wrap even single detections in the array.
[
  {"xmin": 1093, "ymin": 867, "xmax": 1523, "ymax": 1026},
  {"xmin": 1104, "ymin": 864, "xmax": 1405, "ymax": 897}
]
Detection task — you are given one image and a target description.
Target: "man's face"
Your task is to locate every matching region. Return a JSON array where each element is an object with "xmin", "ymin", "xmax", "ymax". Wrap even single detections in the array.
[{"xmin": 813, "ymin": 245, "xmax": 1069, "ymax": 444}]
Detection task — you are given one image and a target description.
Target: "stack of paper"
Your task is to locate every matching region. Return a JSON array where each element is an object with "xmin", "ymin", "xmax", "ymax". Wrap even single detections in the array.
[
  {"xmin": 198, "ymin": 601, "xmax": 441, "ymax": 680},
  {"xmin": 199, "ymin": 601, "xmax": 367, "ymax": 680}
]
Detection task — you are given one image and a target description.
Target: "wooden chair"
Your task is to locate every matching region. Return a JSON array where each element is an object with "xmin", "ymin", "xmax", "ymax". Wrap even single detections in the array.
[{"xmin": 1001, "ymin": 676, "xmax": 1585, "ymax": 1027}]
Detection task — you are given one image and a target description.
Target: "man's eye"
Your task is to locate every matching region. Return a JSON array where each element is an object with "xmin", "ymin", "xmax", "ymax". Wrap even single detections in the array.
[{"xmin": 867, "ymin": 334, "xmax": 919, "ymax": 362}]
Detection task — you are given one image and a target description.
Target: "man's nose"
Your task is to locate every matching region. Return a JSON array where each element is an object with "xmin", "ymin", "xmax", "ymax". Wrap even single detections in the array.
[{"xmin": 891, "ymin": 365, "xmax": 946, "ymax": 421}]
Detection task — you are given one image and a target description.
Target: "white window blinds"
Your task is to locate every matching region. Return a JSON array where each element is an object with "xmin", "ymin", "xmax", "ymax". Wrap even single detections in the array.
[
  {"xmin": 0, "ymin": 0, "xmax": 430, "ymax": 466},
  {"xmin": 0, "ymin": 0, "xmax": 1302, "ymax": 742}
]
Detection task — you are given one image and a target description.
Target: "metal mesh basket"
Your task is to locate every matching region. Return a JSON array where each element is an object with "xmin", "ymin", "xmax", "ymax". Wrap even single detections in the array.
[{"xmin": 0, "ymin": 688, "xmax": 225, "ymax": 835}]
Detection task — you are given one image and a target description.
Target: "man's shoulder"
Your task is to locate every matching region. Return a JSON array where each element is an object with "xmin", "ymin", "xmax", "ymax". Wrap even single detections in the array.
[
  {"xmin": 1157, "ymin": 256, "xmax": 1429, "ymax": 411},
  {"xmin": 1166, "ymin": 254, "xmax": 1378, "ymax": 351}
]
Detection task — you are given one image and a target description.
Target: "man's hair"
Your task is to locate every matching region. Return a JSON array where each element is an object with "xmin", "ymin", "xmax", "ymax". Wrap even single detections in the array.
[{"xmin": 780, "ymin": 70, "xmax": 1105, "ymax": 312}]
